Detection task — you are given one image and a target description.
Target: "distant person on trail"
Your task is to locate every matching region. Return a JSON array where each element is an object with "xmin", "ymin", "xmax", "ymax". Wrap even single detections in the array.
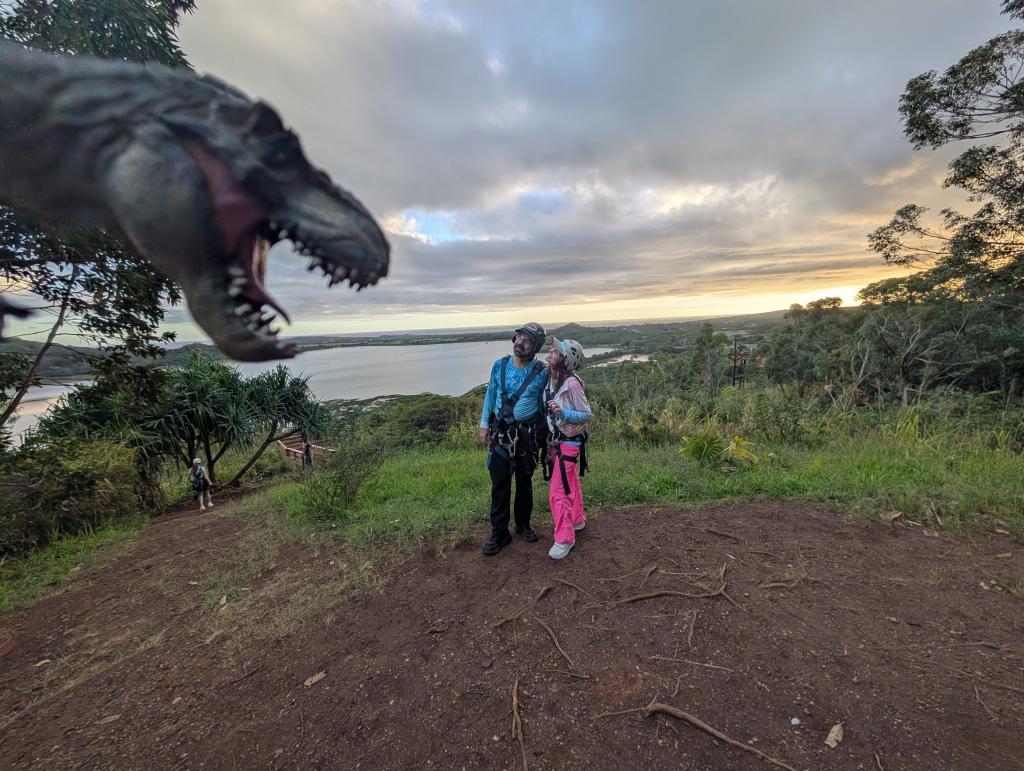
[
  {"xmin": 189, "ymin": 458, "xmax": 214, "ymax": 511},
  {"xmin": 479, "ymin": 322, "xmax": 550, "ymax": 555},
  {"xmin": 543, "ymin": 337, "xmax": 591, "ymax": 560}
]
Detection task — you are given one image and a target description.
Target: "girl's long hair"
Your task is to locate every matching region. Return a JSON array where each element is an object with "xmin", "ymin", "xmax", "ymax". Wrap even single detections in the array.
[
  {"xmin": 547, "ymin": 357, "xmax": 569, "ymax": 391},
  {"xmin": 547, "ymin": 359, "xmax": 583, "ymax": 391}
]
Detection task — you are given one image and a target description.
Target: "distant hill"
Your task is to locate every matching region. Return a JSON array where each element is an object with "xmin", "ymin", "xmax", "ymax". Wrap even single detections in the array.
[
  {"xmin": 1, "ymin": 308, "xmax": 801, "ymax": 379},
  {"xmin": 550, "ymin": 309, "xmax": 791, "ymax": 351},
  {"xmin": 0, "ymin": 338, "xmax": 100, "ymax": 380}
]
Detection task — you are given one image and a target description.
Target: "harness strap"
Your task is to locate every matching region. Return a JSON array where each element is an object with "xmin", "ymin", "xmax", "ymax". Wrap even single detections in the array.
[
  {"xmin": 498, "ymin": 356, "xmax": 544, "ymax": 421},
  {"xmin": 545, "ymin": 442, "xmax": 579, "ymax": 495},
  {"xmin": 558, "ymin": 449, "xmax": 574, "ymax": 496}
]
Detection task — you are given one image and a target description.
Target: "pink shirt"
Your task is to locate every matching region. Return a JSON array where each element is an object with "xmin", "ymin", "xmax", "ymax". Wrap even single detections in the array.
[{"xmin": 545, "ymin": 375, "xmax": 592, "ymax": 439}]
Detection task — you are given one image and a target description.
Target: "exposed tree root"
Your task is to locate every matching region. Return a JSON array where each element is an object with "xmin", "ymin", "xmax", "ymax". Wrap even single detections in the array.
[
  {"xmin": 597, "ymin": 567, "xmax": 648, "ymax": 583},
  {"xmin": 757, "ymin": 580, "xmax": 801, "ymax": 589},
  {"xmin": 608, "ymin": 590, "xmax": 701, "ymax": 607},
  {"xmin": 534, "ymin": 615, "xmax": 574, "ymax": 669},
  {"xmin": 511, "ymin": 678, "xmax": 527, "ymax": 771},
  {"xmin": 638, "ymin": 564, "xmax": 659, "ymax": 589},
  {"xmin": 555, "ymin": 578, "xmax": 596, "ymax": 599},
  {"xmin": 646, "ymin": 655, "xmax": 735, "ymax": 673},
  {"xmin": 671, "ymin": 674, "xmax": 687, "ymax": 698},
  {"xmin": 607, "ymin": 565, "xmax": 744, "ymax": 611},
  {"xmin": 593, "ymin": 706, "xmax": 646, "ymax": 719},
  {"xmin": 491, "ymin": 584, "xmax": 557, "ymax": 629},
  {"xmin": 643, "ymin": 700, "xmax": 796, "ymax": 771},
  {"xmin": 974, "ymin": 684, "xmax": 999, "ymax": 722},
  {"xmin": 543, "ymin": 668, "xmax": 591, "ymax": 680},
  {"xmin": 493, "ymin": 601, "xmax": 533, "ymax": 629}
]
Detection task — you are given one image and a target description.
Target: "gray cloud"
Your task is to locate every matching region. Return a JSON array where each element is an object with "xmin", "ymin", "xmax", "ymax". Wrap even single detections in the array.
[{"xmin": 172, "ymin": 0, "xmax": 1011, "ymax": 334}]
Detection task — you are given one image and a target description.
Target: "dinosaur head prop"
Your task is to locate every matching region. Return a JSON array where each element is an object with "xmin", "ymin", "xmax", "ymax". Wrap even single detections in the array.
[{"xmin": 0, "ymin": 43, "xmax": 390, "ymax": 360}]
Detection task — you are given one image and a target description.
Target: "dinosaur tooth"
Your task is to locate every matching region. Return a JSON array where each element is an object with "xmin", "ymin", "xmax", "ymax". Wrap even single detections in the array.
[
  {"xmin": 228, "ymin": 286, "xmax": 243, "ymax": 298},
  {"xmin": 227, "ymin": 266, "xmax": 246, "ymax": 278}
]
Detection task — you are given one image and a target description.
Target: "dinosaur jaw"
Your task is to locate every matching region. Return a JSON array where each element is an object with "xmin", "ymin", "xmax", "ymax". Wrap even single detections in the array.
[{"xmin": 184, "ymin": 141, "xmax": 390, "ymax": 362}]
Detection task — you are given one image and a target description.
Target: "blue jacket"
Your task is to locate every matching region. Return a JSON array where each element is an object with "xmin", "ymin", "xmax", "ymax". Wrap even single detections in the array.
[{"xmin": 479, "ymin": 356, "xmax": 549, "ymax": 428}]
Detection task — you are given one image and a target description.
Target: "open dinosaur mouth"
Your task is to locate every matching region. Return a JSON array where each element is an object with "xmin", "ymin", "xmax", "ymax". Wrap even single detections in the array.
[
  {"xmin": 223, "ymin": 222, "xmax": 383, "ymax": 357},
  {"xmin": 186, "ymin": 138, "xmax": 384, "ymax": 359}
]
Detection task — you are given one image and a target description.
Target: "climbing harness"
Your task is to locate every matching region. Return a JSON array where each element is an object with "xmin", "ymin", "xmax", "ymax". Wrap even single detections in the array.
[
  {"xmin": 489, "ymin": 355, "xmax": 546, "ymax": 472},
  {"xmin": 542, "ymin": 374, "xmax": 589, "ymax": 495}
]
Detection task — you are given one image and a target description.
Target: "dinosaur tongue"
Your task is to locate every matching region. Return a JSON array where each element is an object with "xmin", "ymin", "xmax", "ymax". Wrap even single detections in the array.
[{"xmin": 186, "ymin": 140, "xmax": 290, "ymax": 324}]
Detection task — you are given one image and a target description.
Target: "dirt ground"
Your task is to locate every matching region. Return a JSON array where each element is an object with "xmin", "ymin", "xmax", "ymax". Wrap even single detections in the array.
[{"xmin": 1, "ymin": 500, "xmax": 1022, "ymax": 770}]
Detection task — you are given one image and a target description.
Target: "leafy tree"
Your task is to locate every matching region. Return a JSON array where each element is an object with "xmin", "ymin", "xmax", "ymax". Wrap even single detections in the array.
[
  {"xmin": 32, "ymin": 363, "xmax": 173, "ymax": 506},
  {"xmin": 35, "ymin": 351, "xmax": 325, "ymax": 490},
  {"xmin": 868, "ymin": 0, "xmax": 1024, "ymax": 311},
  {"xmin": 0, "ymin": 438, "xmax": 142, "ymax": 556},
  {"xmin": 153, "ymin": 352, "xmax": 253, "ymax": 482},
  {"xmin": 0, "ymin": 0, "xmax": 196, "ymax": 65},
  {"xmin": 688, "ymin": 322, "xmax": 730, "ymax": 398},
  {"xmin": 224, "ymin": 367, "xmax": 328, "ymax": 487},
  {"xmin": 0, "ymin": 0, "xmax": 194, "ymax": 433},
  {"xmin": 864, "ymin": 0, "xmax": 1024, "ymax": 400},
  {"xmin": 764, "ymin": 299, "xmax": 864, "ymax": 397}
]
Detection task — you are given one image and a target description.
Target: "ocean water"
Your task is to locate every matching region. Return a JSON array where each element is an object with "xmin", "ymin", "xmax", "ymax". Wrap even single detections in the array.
[{"xmin": 10, "ymin": 340, "xmax": 610, "ymax": 441}]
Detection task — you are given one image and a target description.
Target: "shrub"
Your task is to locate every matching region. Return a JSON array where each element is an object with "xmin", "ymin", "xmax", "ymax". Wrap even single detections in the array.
[
  {"xmin": 679, "ymin": 433, "xmax": 759, "ymax": 468},
  {"xmin": 724, "ymin": 436, "xmax": 759, "ymax": 465},
  {"xmin": 0, "ymin": 439, "xmax": 142, "ymax": 556},
  {"xmin": 744, "ymin": 391, "xmax": 813, "ymax": 444},
  {"xmin": 291, "ymin": 439, "xmax": 383, "ymax": 522},
  {"xmin": 679, "ymin": 433, "xmax": 726, "ymax": 466}
]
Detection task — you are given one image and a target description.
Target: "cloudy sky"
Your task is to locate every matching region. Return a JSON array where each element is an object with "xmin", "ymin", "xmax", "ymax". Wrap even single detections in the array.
[{"xmin": 15, "ymin": 1, "xmax": 1016, "ymax": 341}]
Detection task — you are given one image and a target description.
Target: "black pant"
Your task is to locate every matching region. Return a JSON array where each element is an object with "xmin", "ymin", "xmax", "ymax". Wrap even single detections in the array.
[{"xmin": 488, "ymin": 447, "xmax": 537, "ymax": 535}]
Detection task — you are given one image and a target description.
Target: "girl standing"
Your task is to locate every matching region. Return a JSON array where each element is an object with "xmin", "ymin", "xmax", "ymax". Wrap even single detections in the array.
[
  {"xmin": 189, "ymin": 457, "xmax": 214, "ymax": 511},
  {"xmin": 544, "ymin": 337, "xmax": 592, "ymax": 559}
]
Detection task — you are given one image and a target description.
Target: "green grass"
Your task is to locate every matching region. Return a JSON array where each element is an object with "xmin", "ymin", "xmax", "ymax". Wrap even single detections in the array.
[
  {"xmin": 6, "ymin": 427, "xmax": 1021, "ymax": 624},
  {"xmin": 0, "ymin": 515, "xmax": 147, "ymax": 615},
  {"xmin": 248, "ymin": 435, "xmax": 1024, "ymax": 551}
]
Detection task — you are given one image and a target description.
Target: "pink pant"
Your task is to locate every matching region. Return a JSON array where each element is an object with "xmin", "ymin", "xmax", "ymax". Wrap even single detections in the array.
[{"xmin": 548, "ymin": 442, "xmax": 586, "ymax": 544}]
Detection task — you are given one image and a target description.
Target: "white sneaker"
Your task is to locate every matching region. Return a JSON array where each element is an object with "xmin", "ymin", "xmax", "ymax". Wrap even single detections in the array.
[
  {"xmin": 199, "ymin": 505, "xmax": 206, "ymax": 511},
  {"xmin": 573, "ymin": 520, "xmax": 586, "ymax": 532},
  {"xmin": 548, "ymin": 542, "xmax": 574, "ymax": 560},
  {"xmin": 207, "ymin": 500, "xmax": 214, "ymax": 508}
]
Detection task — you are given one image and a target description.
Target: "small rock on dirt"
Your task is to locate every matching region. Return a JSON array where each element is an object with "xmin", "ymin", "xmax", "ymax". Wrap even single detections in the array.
[
  {"xmin": 304, "ymin": 671, "xmax": 327, "ymax": 687},
  {"xmin": 824, "ymin": 723, "xmax": 844, "ymax": 748}
]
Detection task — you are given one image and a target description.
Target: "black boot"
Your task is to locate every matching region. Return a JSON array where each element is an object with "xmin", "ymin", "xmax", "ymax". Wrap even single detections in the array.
[
  {"xmin": 515, "ymin": 526, "xmax": 539, "ymax": 542},
  {"xmin": 482, "ymin": 530, "xmax": 512, "ymax": 556}
]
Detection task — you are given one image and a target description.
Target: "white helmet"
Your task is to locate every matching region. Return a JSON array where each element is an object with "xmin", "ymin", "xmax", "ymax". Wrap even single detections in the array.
[
  {"xmin": 552, "ymin": 337, "xmax": 585, "ymax": 371},
  {"xmin": 192, "ymin": 458, "xmax": 202, "ymax": 465}
]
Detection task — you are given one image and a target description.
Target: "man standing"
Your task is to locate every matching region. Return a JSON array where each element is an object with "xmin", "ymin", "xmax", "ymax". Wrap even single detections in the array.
[{"xmin": 479, "ymin": 322, "xmax": 549, "ymax": 555}]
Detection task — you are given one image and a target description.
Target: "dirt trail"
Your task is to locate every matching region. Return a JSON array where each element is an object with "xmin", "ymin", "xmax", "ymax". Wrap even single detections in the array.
[{"xmin": 1, "ymin": 501, "xmax": 1022, "ymax": 770}]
